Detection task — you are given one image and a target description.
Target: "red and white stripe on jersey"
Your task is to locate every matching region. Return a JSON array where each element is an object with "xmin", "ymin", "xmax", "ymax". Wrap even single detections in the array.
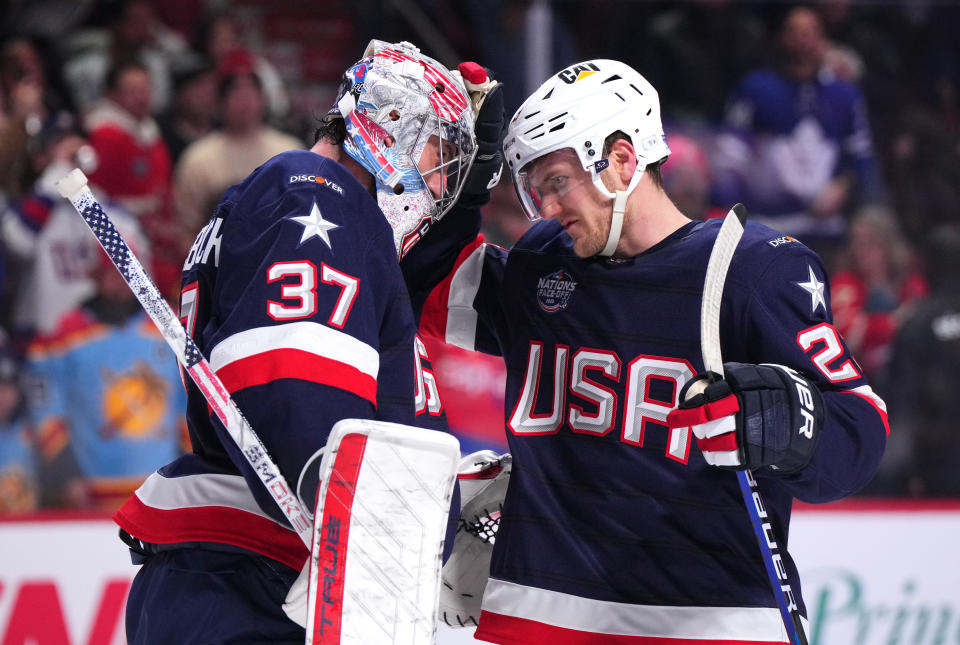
[
  {"xmin": 375, "ymin": 49, "xmax": 468, "ymax": 121},
  {"xmin": 844, "ymin": 384, "xmax": 889, "ymax": 436},
  {"xmin": 113, "ymin": 471, "xmax": 308, "ymax": 570},
  {"xmin": 209, "ymin": 321, "xmax": 379, "ymax": 405},
  {"xmin": 475, "ymin": 579, "xmax": 800, "ymax": 645},
  {"xmin": 420, "ymin": 237, "xmax": 486, "ymax": 351}
]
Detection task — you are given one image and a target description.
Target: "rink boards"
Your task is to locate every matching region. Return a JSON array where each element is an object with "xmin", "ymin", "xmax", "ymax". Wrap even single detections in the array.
[{"xmin": 0, "ymin": 501, "xmax": 958, "ymax": 645}]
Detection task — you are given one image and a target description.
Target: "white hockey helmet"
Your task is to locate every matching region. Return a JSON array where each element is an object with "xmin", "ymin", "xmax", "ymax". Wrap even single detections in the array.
[
  {"xmin": 504, "ymin": 60, "xmax": 670, "ymax": 255},
  {"xmin": 332, "ymin": 40, "xmax": 477, "ymax": 258}
]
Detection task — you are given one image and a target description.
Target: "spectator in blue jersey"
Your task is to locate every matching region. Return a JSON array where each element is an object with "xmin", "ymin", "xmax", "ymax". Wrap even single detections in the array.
[
  {"xmin": 113, "ymin": 40, "xmax": 501, "ymax": 644},
  {"xmin": 0, "ymin": 344, "xmax": 38, "ymax": 514},
  {"xmin": 713, "ymin": 6, "xmax": 884, "ymax": 250},
  {"xmin": 25, "ymin": 215, "xmax": 187, "ymax": 511},
  {"xmin": 403, "ymin": 58, "xmax": 888, "ymax": 644}
]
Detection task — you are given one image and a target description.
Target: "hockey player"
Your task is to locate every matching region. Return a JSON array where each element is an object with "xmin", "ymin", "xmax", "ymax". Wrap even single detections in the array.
[
  {"xmin": 404, "ymin": 59, "xmax": 888, "ymax": 643},
  {"xmin": 113, "ymin": 40, "xmax": 497, "ymax": 644}
]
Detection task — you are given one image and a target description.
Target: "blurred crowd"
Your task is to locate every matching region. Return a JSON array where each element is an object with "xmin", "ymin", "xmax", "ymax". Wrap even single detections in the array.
[{"xmin": 1, "ymin": 0, "xmax": 958, "ymax": 514}]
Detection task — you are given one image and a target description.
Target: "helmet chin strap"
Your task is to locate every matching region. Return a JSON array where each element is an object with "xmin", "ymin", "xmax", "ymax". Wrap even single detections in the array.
[
  {"xmin": 596, "ymin": 165, "xmax": 644, "ymax": 257},
  {"xmin": 600, "ymin": 190, "xmax": 627, "ymax": 257}
]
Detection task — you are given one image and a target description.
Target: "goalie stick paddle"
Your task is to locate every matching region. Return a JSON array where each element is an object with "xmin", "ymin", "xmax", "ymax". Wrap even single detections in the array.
[
  {"xmin": 700, "ymin": 204, "xmax": 809, "ymax": 645},
  {"xmin": 55, "ymin": 168, "xmax": 312, "ymax": 547}
]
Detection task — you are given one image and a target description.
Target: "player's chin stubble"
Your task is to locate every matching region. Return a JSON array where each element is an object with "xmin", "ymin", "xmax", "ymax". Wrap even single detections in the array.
[{"xmin": 573, "ymin": 217, "xmax": 609, "ymax": 258}]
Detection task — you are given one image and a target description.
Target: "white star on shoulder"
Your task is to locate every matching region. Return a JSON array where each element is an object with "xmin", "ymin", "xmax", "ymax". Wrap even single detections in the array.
[
  {"xmin": 290, "ymin": 200, "xmax": 339, "ymax": 249},
  {"xmin": 796, "ymin": 264, "xmax": 826, "ymax": 314}
]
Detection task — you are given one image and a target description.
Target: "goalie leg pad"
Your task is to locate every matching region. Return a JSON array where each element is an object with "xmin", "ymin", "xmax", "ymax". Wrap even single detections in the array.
[{"xmin": 299, "ymin": 419, "xmax": 460, "ymax": 645}]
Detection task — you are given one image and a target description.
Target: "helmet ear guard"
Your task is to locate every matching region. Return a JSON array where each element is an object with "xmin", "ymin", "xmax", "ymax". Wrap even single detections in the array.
[{"xmin": 331, "ymin": 40, "xmax": 478, "ymax": 258}]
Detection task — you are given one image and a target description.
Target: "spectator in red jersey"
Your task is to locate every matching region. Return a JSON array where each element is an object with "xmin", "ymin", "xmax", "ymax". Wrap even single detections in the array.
[
  {"xmin": 830, "ymin": 205, "xmax": 927, "ymax": 379},
  {"xmin": 84, "ymin": 59, "xmax": 179, "ymax": 297}
]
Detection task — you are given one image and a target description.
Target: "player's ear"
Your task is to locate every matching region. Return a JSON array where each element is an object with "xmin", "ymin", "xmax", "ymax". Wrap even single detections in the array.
[{"xmin": 607, "ymin": 138, "xmax": 638, "ymax": 185}]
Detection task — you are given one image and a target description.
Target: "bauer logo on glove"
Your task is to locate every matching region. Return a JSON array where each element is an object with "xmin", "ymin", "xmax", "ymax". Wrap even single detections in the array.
[{"xmin": 666, "ymin": 362, "xmax": 823, "ymax": 473}]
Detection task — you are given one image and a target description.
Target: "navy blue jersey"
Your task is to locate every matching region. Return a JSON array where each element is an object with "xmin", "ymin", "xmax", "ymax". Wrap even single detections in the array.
[
  {"xmin": 115, "ymin": 151, "xmax": 447, "ymax": 570},
  {"xmin": 405, "ymin": 210, "xmax": 887, "ymax": 644}
]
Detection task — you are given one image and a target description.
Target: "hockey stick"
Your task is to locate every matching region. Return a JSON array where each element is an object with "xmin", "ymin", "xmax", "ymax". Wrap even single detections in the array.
[
  {"xmin": 55, "ymin": 168, "xmax": 312, "ymax": 546},
  {"xmin": 700, "ymin": 204, "xmax": 809, "ymax": 645}
]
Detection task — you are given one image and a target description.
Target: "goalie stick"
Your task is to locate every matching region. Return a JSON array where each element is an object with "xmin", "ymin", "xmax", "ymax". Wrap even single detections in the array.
[
  {"xmin": 55, "ymin": 168, "xmax": 312, "ymax": 546},
  {"xmin": 699, "ymin": 204, "xmax": 809, "ymax": 645}
]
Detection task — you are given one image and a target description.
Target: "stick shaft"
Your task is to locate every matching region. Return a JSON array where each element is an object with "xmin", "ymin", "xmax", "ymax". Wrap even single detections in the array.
[
  {"xmin": 701, "ymin": 205, "xmax": 808, "ymax": 645},
  {"xmin": 57, "ymin": 169, "xmax": 312, "ymax": 545}
]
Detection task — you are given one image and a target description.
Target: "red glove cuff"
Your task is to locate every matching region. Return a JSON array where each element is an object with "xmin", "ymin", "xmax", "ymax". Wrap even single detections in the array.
[{"xmin": 666, "ymin": 393, "xmax": 740, "ymax": 428}]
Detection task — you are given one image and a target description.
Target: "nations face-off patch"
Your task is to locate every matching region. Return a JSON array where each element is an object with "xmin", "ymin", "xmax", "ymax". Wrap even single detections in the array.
[{"xmin": 537, "ymin": 269, "xmax": 577, "ymax": 313}]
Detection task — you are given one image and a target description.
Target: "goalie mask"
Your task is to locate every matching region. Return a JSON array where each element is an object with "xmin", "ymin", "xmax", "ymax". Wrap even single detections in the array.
[
  {"xmin": 332, "ymin": 40, "xmax": 477, "ymax": 258},
  {"xmin": 503, "ymin": 60, "xmax": 670, "ymax": 256}
]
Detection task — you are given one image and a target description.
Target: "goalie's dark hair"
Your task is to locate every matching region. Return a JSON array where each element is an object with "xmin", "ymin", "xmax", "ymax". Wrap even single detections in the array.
[
  {"xmin": 603, "ymin": 130, "xmax": 664, "ymax": 189},
  {"xmin": 314, "ymin": 114, "xmax": 346, "ymax": 146}
]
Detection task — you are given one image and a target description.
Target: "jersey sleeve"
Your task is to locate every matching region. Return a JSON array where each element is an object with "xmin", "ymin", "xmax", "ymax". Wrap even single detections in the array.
[
  {"xmin": 198, "ymin": 179, "xmax": 419, "ymax": 520},
  {"xmin": 733, "ymin": 239, "xmax": 888, "ymax": 502},
  {"xmin": 401, "ymin": 205, "xmax": 508, "ymax": 357}
]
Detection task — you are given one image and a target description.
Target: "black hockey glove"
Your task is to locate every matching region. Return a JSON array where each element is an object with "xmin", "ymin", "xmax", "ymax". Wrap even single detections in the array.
[
  {"xmin": 455, "ymin": 62, "xmax": 506, "ymax": 210},
  {"xmin": 666, "ymin": 362, "xmax": 823, "ymax": 474}
]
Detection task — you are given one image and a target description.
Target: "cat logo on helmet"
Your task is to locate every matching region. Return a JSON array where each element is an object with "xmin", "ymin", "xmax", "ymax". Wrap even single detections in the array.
[{"xmin": 557, "ymin": 62, "xmax": 600, "ymax": 84}]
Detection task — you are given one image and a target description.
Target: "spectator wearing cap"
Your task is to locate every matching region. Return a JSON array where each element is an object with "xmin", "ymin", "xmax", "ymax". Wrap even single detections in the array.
[
  {"xmin": 0, "ymin": 344, "xmax": 38, "ymax": 513},
  {"xmin": 173, "ymin": 62, "xmax": 302, "ymax": 248},
  {"xmin": 25, "ymin": 215, "xmax": 187, "ymax": 511}
]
